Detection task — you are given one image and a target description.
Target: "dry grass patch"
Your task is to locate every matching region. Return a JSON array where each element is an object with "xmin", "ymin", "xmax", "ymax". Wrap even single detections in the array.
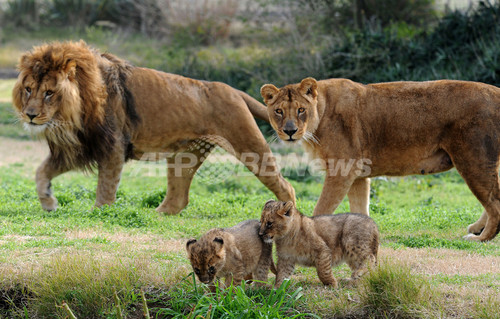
[{"xmin": 380, "ymin": 246, "xmax": 500, "ymax": 276}]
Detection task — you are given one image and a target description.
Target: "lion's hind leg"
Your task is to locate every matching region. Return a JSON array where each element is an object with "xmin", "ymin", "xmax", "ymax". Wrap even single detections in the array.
[
  {"xmin": 157, "ymin": 145, "xmax": 212, "ymax": 215},
  {"xmin": 450, "ymin": 142, "xmax": 500, "ymax": 241},
  {"xmin": 220, "ymin": 122, "xmax": 296, "ymax": 204}
]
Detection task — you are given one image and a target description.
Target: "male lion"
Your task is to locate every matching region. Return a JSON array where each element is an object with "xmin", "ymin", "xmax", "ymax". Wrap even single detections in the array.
[
  {"xmin": 13, "ymin": 41, "xmax": 295, "ymax": 214},
  {"xmin": 261, "ymin": 77, "xmax": 500, "ymax": 242}
]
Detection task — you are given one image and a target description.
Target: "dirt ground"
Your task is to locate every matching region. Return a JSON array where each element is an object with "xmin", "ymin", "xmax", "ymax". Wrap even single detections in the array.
[{"xmin": 0, "ymin": 137, "xmax": 48, "ymax": 168}]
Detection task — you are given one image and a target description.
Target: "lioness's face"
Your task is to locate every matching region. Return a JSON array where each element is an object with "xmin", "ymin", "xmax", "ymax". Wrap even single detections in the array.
[
  {"xmin": 12, "ymin": 55, "xmax": 80, "ymax": 135},
  {"xmin": 259, "ymin": 200, "xmax": 295, "ymax": 243},
  {"xmin": 186, "ymin": 237, "xmax": 226, "ymax": 284},
  {"xmin": 261, "ymin": 77, "xmax": 319, "ymax": 143}
]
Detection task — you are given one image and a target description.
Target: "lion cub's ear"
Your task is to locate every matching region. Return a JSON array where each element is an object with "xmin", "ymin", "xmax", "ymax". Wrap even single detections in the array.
[
  {"xmin": 213, "ymin": 237, "xmax": 225, "ymax": 256},
  {"xmin": 213, "ymin": 237, "xmax": 224, "ymax": 246},
  {"xmin": 186, "ymin": 238, "xmax": 197, "ymax": 256},
  {"xmin": 260, "ymin": 84, "xmax": 279, "ymax": 104},
  {"xmin": 264, "ymin": 199, "xmax": 276, "ymax": 209},
  {"xmin": 299, "ymin": 77, "xmax": 318, "ymax": 99},
  {"xmin": 278, "ymin": 201, "xmax": 294, "ymax": 217},
  {"xmin": 186, "ymin": 238, "xmax": 197, "ymax": 250}
]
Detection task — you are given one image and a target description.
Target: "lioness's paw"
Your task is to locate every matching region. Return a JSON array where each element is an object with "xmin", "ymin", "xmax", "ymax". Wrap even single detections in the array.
[
  {"xmin": 156, "ymin": 199, "xmax": 187, "ymax": 215},
  {"xmin": 463, "ymin": 233, "xmax": 481, "ymax": 242},
  {"xmin": 156, "ymin": 205, "xmax": 182, "ymax": 215},
  {"xmin": 466, "ymin": 223, "xmax": 484, "ymax": 235},
  {"xmin": 40, "ymin": 196, "xmax": 58, "ymax": 211}
]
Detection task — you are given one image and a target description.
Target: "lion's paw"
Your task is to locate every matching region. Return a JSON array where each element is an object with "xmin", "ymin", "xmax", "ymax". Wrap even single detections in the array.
[
  {"xmin": 40, "ymin": 196, "xmax": 58, "ymax": 211},
  {"xmin": 466, "ymin": 223, "xmax": 484, "ymax": 235},
  {"xmin": 463, "ymin": 233, "xmax": 481, "ymax": 242},
  {"xmin": 156, "ymin": 205, "xmax": 182, "ymax": 216}
]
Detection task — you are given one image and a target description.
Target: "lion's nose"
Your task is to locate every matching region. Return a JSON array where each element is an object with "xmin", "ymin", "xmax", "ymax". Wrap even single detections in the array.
[
  {"xmin": 26, "ymin": 112, "xmax": 38, "ymax": 121},
  {"xmin": 284, "ymin": 128, "xmax": 297, "ymax": 137}
]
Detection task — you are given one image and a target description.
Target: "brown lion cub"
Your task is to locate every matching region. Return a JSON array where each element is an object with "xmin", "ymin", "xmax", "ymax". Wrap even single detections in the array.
[
  {"xmin": 259, "ymin": 200, "xmax": 379, "ymax": 288},
  {"xmin": 186, "ymin": 220, "xmax": 273, "ymax": 290}
]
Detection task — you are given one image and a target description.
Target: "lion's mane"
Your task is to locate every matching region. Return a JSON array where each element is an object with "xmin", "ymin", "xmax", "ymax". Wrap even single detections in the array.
[{"xmin": 12, "ymin": 41, "xmax": 139, "ymax": 170}]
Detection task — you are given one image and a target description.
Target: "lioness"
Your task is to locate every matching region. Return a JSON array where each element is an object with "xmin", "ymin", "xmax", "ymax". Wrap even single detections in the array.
[
  {"xmin": 12, "ymin": 41, "xmax": 295, "ymax": 214},
  {"xmin": 186, "ymin": 220, "xmax": 274, "ymax": 289},
  {"xmin": 261, "ymin": 77, "xmax": 500, "ymax": 242},
  {"xmin": 259, "ymin": 200, "xmax": 378, "ymax": 288}
]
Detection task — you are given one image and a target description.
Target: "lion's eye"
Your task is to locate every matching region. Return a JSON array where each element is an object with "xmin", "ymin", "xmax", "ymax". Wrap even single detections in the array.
[
  {"xmin": 208, "ymin": 266, "xmax": 216, "ymax": 274},
  {"xmin": 25, "ymin": 87, "xmax": 31, "ymax": 94},
  {"xmin": 266, "ymin": 221, "xmax": 273, "ymax": 229},
  {"xmin": 275, "ymin": 109, "xmax": 283, "ymax": 115},
  {"xmin": 45, "ymin": 90, "xmax": 53, "ymax": 97},
  {"xmin": 298, "ymin": 107, "xmax": 305, "ymax": 114},
  {"xmin": 194, "ymin": 268, "xmax": 200, "ymax": 275}
]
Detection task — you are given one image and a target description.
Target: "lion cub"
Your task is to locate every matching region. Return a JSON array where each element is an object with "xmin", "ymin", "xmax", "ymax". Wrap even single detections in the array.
[
  {"xmin": 259, "ymin": 200, "xmax": 379, "ymax": 288},
  {"xmin": 186, "ymin": 219, "xmax": 273, "ymax": 290}
]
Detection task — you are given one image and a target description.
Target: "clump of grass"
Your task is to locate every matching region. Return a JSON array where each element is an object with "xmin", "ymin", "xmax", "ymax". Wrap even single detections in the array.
[
  {"xmin": 358, "ymin": 260, "xmax": 439, "ymax": 318},
  {"xmin": 473, "ymin": 295, "xmax": 500, "ymax": 319},
  {"xmin": 153, "ymin": 274, "xmax": 318, "ymax": 318},
  {"xmin": 26, "ymin": 253, "xmax": 172, "ymax": 318}
]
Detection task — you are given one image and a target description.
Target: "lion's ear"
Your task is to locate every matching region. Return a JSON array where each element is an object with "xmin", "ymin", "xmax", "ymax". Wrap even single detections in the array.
[
  {"xmin": 264, "ymin": 199, "xmax": 276, "ymax": 207},
  {"xmin": 299, "ymin": 77, "xmax": 318, "ymax": 99},
  {"xmin": 18, "ymin": 54, "xmax": 32, "ymax": 71},
  {"xmin": 186, "ymin": 238, "xmax": 197, "ymax": 251},
  {"xmin": 283, "ymin": 201, "xmax": 294, "ymax": 216},
  {"xmin": 277, "ymin": 201, "xmax": 294, "ymax": 217},
  {"xmin": 64, "ymin": 60, "xmax": 77, "ymax": 81},
  {"xmin": 186, "ymin": 238, "xmax": 197, "ymax": 257},
  {"xmin": 213, "ymin": 237, "xmax": 224, "ymax": 253},
  {"xmin": 260, "ymin": 84, "xmax": 279, "ymax": 104}
]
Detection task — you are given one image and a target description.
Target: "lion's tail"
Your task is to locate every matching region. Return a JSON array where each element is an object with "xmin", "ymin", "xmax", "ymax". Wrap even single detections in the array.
[{"xmin": 238, "ymin": 91, "xmax": 270, "ymax": 123}]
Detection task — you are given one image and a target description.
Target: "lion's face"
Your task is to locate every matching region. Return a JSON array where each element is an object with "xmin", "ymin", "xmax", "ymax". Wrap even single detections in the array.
[
  {"xmin": 14, "ymin": 71, "xmax": 77, "ymax": 134},
  {"xmin": 12, "ymin": 41, "xmax": 108, "ymax": 140},
  {"xmin": 186, "ymin": 237, "xmax": 226, "ymax": 284},
  {"xmin": 259, "ymin": 200, "xmax": 295, "ymax": 243},
  {"xmin": 260, "ymin": 78, "xmax": 319, "ymax": 143}
]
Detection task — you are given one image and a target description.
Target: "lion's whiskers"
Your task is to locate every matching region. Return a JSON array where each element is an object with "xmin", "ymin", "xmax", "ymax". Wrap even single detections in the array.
[
  {"xmin": 268, "ymin": 132, "xmax": 280, "ymax": 144},
  {"xmin": 302, "ymin": 131, "xmax": 320, "ymax": 146}
]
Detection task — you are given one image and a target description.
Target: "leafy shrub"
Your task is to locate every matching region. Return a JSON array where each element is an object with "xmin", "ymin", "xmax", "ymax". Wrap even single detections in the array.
[
  {"xmin": 323, "ymin": 1, "xmax": 500, "ymax": 85},
  {"xmin": 3, "ymin": 0, "xmax": 40, "ymax": 29}
]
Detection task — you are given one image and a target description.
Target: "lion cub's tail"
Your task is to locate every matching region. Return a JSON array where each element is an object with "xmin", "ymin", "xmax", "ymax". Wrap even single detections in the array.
[{"xmin": 238, "ymin": 91, "xmax": 270, "ymax": 123}]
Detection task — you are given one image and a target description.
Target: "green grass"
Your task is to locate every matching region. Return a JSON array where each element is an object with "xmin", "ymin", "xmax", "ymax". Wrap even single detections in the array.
[
  {"xmin": 151, "ymin": 276, "xmax": 315, "ymax": 318},
  {"xmin": 357, "ymin": 261, "xmax": 439, "ymax": 318}
]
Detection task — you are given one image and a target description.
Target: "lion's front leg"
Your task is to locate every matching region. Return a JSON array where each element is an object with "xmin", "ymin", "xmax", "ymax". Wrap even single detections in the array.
[
  {"xmin": 274, "ymin": 256, "xmax": 295, "ymax": 289},
  {"xmin": 347, "ymin": 177, "xmax": 371, "ymax": 215},
  {"xmin": 95, "ymin": 150, "xmax": 125, "ymax": 207},
  {"xmin": 313, "ymin": 175, "xmax": 355, "ymax": 216},
  {"xmin": 36, "ymin": 156, "xmax": 68, "ymax": 211}
]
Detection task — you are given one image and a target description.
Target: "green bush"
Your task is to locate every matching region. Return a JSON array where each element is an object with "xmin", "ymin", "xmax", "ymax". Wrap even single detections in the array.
[{"xmin": 323, "ymin": 1, "xmax": 500, "ymax": 85}]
